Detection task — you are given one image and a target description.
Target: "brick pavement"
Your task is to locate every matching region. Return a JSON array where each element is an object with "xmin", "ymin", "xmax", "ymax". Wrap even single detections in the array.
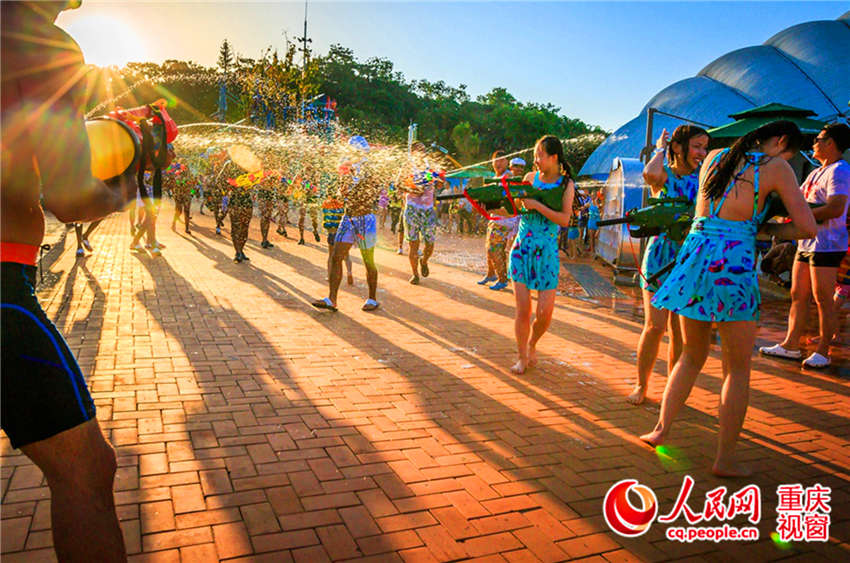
[{"xmin": 2, "ymin": 203, "xmax": 848, "ymax": 562}]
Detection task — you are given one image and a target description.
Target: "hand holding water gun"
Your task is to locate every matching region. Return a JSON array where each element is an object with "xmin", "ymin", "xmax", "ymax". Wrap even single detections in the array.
[
  {"xmin": 596, "ymin": 196, "xmax": 694, "ymax": 242},
  {"xmin": 435, "ymin": 176, "xmax": 567, "ymax": 220}
]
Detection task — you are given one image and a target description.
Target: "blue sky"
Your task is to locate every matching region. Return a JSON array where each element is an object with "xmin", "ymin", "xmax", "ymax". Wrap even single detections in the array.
[{"xmin": 58, "ymin": 2, "xmax": 848, "ymax": 131}]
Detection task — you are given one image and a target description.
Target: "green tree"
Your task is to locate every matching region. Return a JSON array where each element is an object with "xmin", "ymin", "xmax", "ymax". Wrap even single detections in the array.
[
  {"xmin": 450, "ymin": 121, "xmax": 480, "ymax": 163},
  {"xmin": 217, "ymin": 39, "xmax": 233, "ymax": 76}
]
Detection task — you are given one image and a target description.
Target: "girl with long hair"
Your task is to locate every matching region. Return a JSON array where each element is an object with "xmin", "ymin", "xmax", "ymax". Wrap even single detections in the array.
[
  {"xmin": 508, "ymin": 135, "xmax": 575, "ymax": 374},
  {"xmin": 640, "ymin": 121, "xmax": 816, "ymax": 477},
  {"xmin": 628, "ymin": 125, "xmax": 709, "ymax": 405}
]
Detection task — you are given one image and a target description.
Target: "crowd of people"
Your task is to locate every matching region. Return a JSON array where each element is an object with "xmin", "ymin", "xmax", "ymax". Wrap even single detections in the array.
[{"xmin": 2, "ymin": 2, "xmax": 849, "ymax": 561}]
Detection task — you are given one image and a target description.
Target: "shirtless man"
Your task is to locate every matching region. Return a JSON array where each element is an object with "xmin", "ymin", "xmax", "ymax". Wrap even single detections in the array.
[
  {"xmin": 2, "ymin": 2, "xmax": 129, "ymax": 560},
  {"xmin": 312, "ymin": 137, "xmax": 381, "ymax": 311}
]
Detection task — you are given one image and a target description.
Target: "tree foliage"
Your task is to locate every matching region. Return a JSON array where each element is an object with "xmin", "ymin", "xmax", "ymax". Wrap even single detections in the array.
[{"xmin": 85, "ymin": 41, "xmax": 607, "ymax": 172}]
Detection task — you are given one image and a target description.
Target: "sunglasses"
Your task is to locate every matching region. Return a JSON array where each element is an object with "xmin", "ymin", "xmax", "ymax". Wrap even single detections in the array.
[{"xmin": 814, "ymin": 136, "xmax": 831, "ymax": 144}]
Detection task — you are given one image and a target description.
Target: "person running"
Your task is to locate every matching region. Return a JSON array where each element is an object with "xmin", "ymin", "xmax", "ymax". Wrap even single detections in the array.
[
  {"xmin": 760, "ymin": 123, "xmax": 850, "ymax": 368},
  {"xmin": 298, "ymin": 203, "xmax": 321, "ymax": 245},
  {"xmin": 275, "ymin": 180, "xmax": 290, "ymax": 238},
  {"xmin": 130, "ymin": 171, "xmax": 165, "ymax": 256},
  {"xmin": 205, "ymin": 153, "xmax": 230, "ymax": 236},
  {"xmin": 229, "ymin": 172, "xmax": 254, "ymax": 263},
  {"xmin": 312, "ymin": 136, "xmax": 381, "ymax": 311},
  {"xmin": 479, "ymin": 150, "xmax": 519, "ymax": 290},
  {"xmin": 508, "ymin": 135, "xmax": 576, "ymax": 374},
  {"xmin": 73, "ymin": 220, "xmax": 102, "ymax": 258},
  {"xmin": 2, "ymin": 3, "xmax": 130, "ymax": 559},
  {"xmin": 167, "ymin": 162, "xmax": 193, "ymax": 234},
  {"xmin": 641, "ymin": 121, "xmax": 816, "ymax": 477},
  {"xmin": 402, "ymin": 144, "xmax": 442, "ymax": 285},
  {"xmin": 627, "ymin": 126, "xmax": 708, "ymax": 405},
  {"xmin": 257, "ymin": 172, "xmax": 278, "ymax": 249}
]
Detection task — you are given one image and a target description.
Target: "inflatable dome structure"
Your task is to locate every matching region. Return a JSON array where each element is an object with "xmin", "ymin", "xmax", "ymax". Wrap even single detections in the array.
[{"xmin": 580, "ymin": 12, "xmax": 850, "ymax": 179}]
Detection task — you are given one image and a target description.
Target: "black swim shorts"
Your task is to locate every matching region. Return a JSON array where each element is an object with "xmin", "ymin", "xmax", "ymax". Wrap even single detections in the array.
[
  {"xmin": 795, "ymin": 250, "xmax": 847, "ymax": 268},
  {"xmin": 1, "ymin": 263, "xmax": 96, "ymax": 449}
]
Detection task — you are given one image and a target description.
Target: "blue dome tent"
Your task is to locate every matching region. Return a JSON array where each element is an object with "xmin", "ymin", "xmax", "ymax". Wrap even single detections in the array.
[{"xmin": 580, "ymin": 12, "xmax": 850, "ymax": 179}]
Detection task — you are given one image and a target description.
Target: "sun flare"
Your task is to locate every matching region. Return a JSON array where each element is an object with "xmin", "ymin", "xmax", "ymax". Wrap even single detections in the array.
[{"xmin": 57, "ymin": 13, "xmax": 146, "ymax": 68}]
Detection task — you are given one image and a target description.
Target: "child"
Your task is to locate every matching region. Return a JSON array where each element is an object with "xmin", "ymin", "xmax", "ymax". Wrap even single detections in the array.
[
  {"xmin": 322, "ymin": 198, "xmax": 354, "ymax": 285},
  {"xmin": 507, "ymin": 135, "xmax": 575, "ymax": 374}
]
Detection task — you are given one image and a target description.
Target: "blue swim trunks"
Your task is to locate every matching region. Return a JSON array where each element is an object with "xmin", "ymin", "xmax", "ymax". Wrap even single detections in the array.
[
  {"xmin": 335, "ymin": 213, "xmax": 377, "ymax": 250},
  {"xmin": 2, "ymin": 263, "xmax": 96, "ymax": 449}
]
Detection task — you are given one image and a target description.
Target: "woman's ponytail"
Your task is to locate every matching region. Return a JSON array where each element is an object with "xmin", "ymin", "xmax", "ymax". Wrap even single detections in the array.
[{"xmin": 704, "ymin": 120, "xmax": 803, "ymax": 201}]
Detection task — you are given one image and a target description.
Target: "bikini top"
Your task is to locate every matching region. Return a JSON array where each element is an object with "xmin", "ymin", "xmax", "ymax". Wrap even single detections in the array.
[{"xmin": 706, "ymin": 149, "xmax": 763, "ymax": 222}]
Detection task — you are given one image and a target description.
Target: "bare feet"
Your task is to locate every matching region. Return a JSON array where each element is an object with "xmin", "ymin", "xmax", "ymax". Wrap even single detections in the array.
[
  {"xmin": 510, "ymin": 358, "xmax": 529, "ymax": 374},
  {"xmin": 639, "ymin": 429, "xmax": 664, "ymax": 447},
  {"xmin": 528, "ymin": 346, "xmax": 538, "ymax": 368},
  {"xmin": 627, "ymin": 384, "xmax": 647, "ymax": 405},
  {"xmin": 711, "ymin": 461, "xmax": 752, "ymax": 478}
]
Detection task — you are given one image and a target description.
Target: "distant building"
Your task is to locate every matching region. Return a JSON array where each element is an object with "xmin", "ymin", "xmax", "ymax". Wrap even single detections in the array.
[{"xmin": 580, "ymin": 12, "xmax": 850, "ymax": 179}]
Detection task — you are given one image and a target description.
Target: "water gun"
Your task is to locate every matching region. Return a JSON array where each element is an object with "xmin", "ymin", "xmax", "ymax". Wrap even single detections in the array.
[
  {"xmin": 642, "ymin": 193, "xmax": 824, "ymax": 287},
  {"xmin": 436, "ymin": 176, "xmax": 567, "ymax": 220},
  {"xmin": 322, "ymin": 198, "xmax": 345, "ymax": 231},
  {"xmin": 596, "ymin": 196, "xmax": 694, "ymax": 242}
]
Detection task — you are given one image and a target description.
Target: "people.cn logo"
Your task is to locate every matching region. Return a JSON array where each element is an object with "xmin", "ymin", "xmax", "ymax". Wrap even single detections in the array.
[{"xmin": 603, "ymin": 479, "xmax": 659, "ymax": 537}]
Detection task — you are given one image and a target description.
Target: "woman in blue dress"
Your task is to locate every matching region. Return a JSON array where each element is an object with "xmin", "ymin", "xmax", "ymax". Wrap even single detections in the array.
[
  {"xmin": 507, "ymin": 135, "xmax": 575, "ymax": 374},
  {"xmin": 640, "ymin": 121, "xmax": 816, "ymax": 477},
  {"xmin": 628, "ymin": 125, "xmax": 708, "ymax": 405}
]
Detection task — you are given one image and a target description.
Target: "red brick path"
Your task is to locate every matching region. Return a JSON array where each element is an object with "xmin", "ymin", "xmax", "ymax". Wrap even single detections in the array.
[{"xmin": 2, "ymin": 205, "xmax": 848, "ymax": 561}]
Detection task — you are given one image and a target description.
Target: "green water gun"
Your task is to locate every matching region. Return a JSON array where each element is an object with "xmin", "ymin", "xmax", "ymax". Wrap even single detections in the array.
[
  {"xmin": 596, "ymin": 196, "xmax": 694, "ymax": 243},
  {"xmin": 436, "ymin": 177, "xmax": 567, "ymax": 219}
]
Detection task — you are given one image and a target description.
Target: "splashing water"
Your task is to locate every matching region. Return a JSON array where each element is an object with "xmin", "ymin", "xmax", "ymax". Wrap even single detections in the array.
[{"xmin": 170, "ymin": 122, "xmax": 454, "ymax": 206}]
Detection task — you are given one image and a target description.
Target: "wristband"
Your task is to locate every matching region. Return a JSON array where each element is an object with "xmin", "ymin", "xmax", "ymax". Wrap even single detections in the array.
[{"xmin": 653, "ymin": 147, "xmax": 666, "ymax": 155}]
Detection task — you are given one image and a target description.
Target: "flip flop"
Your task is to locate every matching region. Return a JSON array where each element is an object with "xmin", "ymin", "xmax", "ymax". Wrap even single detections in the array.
[
  {"xmin": 362, "ymin": 299, "xmax": 380, "ymax": 312},
  {"xmin": 311, "ymin": 298, "xmax": 337, "ymax": 312},
  {"xmin": 802, "ymin": 353, "xmax": 830, "ymax": 369},
  {"xmin": 758, "ymin": 344, "xmax": 802, "ymax": 360}
]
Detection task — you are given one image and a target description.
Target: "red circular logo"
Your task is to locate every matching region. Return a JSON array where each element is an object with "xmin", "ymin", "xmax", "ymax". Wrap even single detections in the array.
[{"xmin": 603, "ymin": 479, "xmax": 658, "ymax": 537}]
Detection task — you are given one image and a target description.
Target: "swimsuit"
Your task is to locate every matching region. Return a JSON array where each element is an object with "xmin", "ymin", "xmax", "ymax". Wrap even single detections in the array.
[
  {"xmin": 640, "ymin": 165, "xmax": 700, "ymax": 291},
  {"xmin": 652, "ymin": 151, "xmax": 764, "ymax": 322},
  {"xmin": 1, "ymin": 256, "xmax": 96, "ymax": 448},
  {"xmin": 509, "ymin": 172, "xmax": 562, "ymax": 291}
]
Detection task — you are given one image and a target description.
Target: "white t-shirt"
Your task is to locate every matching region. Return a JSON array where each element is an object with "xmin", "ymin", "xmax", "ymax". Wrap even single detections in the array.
[{"xmin": 798, "ymin": 159, "xmax": 850, "ymax": 253}]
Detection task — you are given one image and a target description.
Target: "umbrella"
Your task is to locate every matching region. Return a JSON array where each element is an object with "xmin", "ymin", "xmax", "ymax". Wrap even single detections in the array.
[{"xmin": 708, "ymin": 103, "xmax": 825, "ymax": 139}]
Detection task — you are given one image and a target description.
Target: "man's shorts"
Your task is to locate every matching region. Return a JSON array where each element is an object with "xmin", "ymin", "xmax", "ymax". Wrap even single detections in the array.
[
  {"xmin": 404, "ymin": 204, "xmax": 437, "ymax": 244},
  {"xmin": 335, "ymin": 213, "xmax": 377, "ymax": 250},
  {"xmin": 1, "ymin": 263, "xmax": 96, "ymax": 449},
  {"xmin": 795, "ymin": 250, "xmax": 847, "ymax": 268}
]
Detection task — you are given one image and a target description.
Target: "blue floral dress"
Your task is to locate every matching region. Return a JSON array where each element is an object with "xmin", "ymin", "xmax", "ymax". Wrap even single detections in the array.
[
  {"xmin": 640, "ymin": 165, "xmax": 700, "ymax": 291},
  {"xmin": 652, "ymin": 151, "xmax": 764, "ymax": 322},
  {"xmin": 509, "ymin": 173, "xmax": 562, "ymax": 291}
]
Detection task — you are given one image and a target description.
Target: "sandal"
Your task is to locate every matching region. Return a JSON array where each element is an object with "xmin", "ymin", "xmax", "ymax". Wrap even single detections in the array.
[
  {"xmin": 759, "ymin": 344, "xmax": 802, "ymax": 360},
  {"xmin": 311, "ymin": 298, "xmax": 337, "ymax": 312},
  {"xmin": 420, "ymin": 258, "xmax": 429, "ymax": 278},
  {"xmin": 802, "ymin": 353, "xmax": 830, "ymax": 369},
  {"xmin": 362, "ymin": 299, "xmax": 380, "ymax": 311}
]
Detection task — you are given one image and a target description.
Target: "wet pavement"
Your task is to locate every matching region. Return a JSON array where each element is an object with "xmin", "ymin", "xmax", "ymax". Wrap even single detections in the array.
[{"xmin": 1, "ymin": 201, "xmax": 847, "ymax": 561}]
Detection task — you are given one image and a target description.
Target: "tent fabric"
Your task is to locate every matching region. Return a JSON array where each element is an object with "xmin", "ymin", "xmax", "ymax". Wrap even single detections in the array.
[{"xmin": 580, "ymin": 13, "xmax": 850, "ymax": 178}]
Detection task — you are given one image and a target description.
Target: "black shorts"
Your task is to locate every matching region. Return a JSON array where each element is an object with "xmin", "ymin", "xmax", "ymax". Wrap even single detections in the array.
[
  {"xmin": 1, "ymin": 263, "xmax": 96, "ymax": 449},
  {"xmin": 795, "ymin": 250, "xmax": 847, "ymax": 268}
]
